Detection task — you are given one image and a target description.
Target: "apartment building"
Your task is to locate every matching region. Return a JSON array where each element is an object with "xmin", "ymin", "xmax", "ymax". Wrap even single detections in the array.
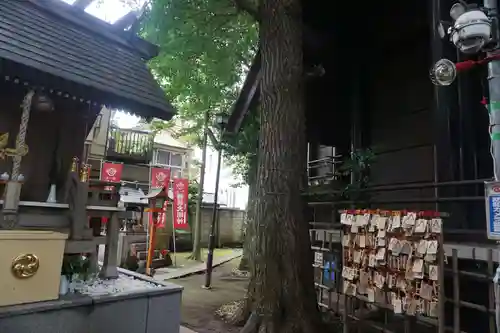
[
  {"xmin": 195, "ymin": 146, "xmax": 249, "ymax": 210},
  {"xmin": 86, "ymin": 107, "xmax": 247, "ymax": 211},
  {"xmin": 86, "ymin": 107, "xmax": 192, "ymax": 188}
]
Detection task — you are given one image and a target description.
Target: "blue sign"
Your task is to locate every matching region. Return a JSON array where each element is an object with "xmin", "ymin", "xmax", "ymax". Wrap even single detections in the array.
[
  {"xmin": 485, "ymin": 181, "xmax": 500, "ymax": 240},
  {"xmin": 323, "ymin": 261, "xmax": 336, "ymax": 285},
  {"xmin": 489, "ymin": 196, "xmax": 500, "ymax": 237}
]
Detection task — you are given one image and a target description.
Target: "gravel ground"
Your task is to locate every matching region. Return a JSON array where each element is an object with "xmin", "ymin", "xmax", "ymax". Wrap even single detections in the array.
[
  {"xmin": 172, "ymin": 260, "xmax": 437, "ymax": 333},
  {"xmin": 172, "ymin": 259, "xmax": 248, "ymax": 333}
]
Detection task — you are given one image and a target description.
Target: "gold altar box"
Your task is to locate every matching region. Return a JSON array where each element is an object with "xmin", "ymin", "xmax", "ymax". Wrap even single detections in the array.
[{"xmin": 0, "ymin": 230, "xmax": 68, "ymax": 307}]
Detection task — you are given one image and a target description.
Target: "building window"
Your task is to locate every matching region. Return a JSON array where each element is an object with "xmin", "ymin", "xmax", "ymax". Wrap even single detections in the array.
[
  {"xmin": 171, "ymin": 168, "xmax": 182, "ymax": 179},
  {"xmin": 155, "ymin": 150, "xmax": 171, "ymax": 166},
  {"xmin": 153, "ymin": 149, "xmax": 184, "ymax": 178},
  {"xmin": 170, "ymin": 153, "xmax": 183, "ymax": 167}
]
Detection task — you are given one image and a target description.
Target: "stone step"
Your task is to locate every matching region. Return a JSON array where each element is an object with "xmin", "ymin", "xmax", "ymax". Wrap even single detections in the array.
[
  {"xmin": 152, "ymin": 257, "xmax": 169, "ymax": 268},
  {"xmin": 137, "ymin": 250, "xmax": 161, "ymax": 261},
  {"xmin": 137, "ymin": 257, "xmax": 171, "ymax": 272},
  {"xmin": 131, "ymin": 242, "xmax": 147, "ymax": 252}
]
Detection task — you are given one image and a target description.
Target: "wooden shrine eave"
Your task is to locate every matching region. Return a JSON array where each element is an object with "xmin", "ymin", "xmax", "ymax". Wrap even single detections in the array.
[
  {"xmin": 73, "ymin": 0, "xmax": 94, "ymax": 10},
  {"xmin": 226, "ymin": 51, "xmax": 261, "ymax": 134},
  {"xmin": 0, "ymin": 0, "xmax": 175, "ymax": 120},
  {"xmin": 30, "ymin": 0, "xmax": 159, "ymax": 60}
]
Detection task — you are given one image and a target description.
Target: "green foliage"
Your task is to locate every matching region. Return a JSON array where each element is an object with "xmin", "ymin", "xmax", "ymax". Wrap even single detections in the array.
[
  {"xmin": 336, "ymin": 148, "xmax": 376, "ymax": 200},
  {"xmin": 305, "ymin": 148, "xmax": 376, "ymax": 202},
  {"xmin": 149, "ymin": 119, "xmax": 174, "ymax": 134},
  {"xmin": 222, "ymin": 109, "xmax": 259, "ymax": 184},
  {"xmin": 61, "ymin": 254, "xmax": 92, "ymax": 279},
  {"xmin": 336, "ymin": 148, "xmax": 376, "ymax": 179},
  {"xmin": 141, "ymin": 0, "xmax": 258, "ymax": 142},
  {"xmin": 136, "ymin": 0, "xmax": 259, "ymax": 183}
]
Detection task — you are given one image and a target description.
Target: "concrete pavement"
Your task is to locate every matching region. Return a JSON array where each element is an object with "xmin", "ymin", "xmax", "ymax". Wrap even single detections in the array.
[{"xmin": 153, "ymin": 249, "xmax": 242, "ymax": 280}]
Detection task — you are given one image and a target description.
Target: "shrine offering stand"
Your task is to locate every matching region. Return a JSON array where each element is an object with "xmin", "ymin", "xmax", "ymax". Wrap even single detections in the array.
[{"xmin": 0, "ymin": 270, "xmax": 182, "ymax": 333}]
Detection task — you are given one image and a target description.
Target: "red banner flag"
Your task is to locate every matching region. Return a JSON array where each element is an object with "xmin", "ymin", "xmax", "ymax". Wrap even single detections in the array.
[
  {"xmin": 100, "ymin": 162, "xmax": 123, "ymax": 182},
  {"xmin": 173, "ymin": 178, "xmax": 189, "ymax": 230},
  {"xmin": 150, "ymin": 167, "xmax": 171, "ymax": 188}
]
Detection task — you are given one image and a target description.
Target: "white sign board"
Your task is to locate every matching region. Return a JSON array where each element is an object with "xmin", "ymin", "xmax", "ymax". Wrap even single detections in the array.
[
  {"xmin": 485, "ymin": 181, "xmax": 500, "ymax": 240},
  {"xmin": 314, "ymin": 252, "xmax": 323, "ymax": 266}
]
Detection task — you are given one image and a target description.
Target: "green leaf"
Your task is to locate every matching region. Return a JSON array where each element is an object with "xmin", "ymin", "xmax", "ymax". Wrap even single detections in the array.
[{"xmin": 136, "ymin": 0, "xmax": 259, "ymax": 183}]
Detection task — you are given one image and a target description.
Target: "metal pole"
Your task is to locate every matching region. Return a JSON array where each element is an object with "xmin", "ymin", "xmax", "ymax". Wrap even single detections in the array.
[
  {"xmin": 146, "ymin": 165, "xmax": 152, "ymax": 252},
  {"xmin": 485, "ymin": 2, "xmax": 500, "ymax": 332},
  {"xmin": 146, "ymin": 199, "xmax": 156, "ymax": 276},
  {"xmin": 486, "ymin": 0, "xmax": 500, "ymax": 181},
  {"xmin": 171, "ymin": 207, "xmax": 177, "ymax": 267},
  {"xmin": 203, "ymin": 131, "xmax": 223, "ymax": 289},
  {"xmin": 192, "ymin": 110, "xmax": 209, "ymax": 261}
]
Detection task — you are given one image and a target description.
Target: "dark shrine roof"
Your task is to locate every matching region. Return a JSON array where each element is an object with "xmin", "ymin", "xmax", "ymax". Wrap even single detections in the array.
[
  {"xmin": 226, "ymin": 51, "xmax": 260, "ymax": 134},
  {"xmin": 0, "ymin": 0, "xmax": 175, "ymax": 120}
]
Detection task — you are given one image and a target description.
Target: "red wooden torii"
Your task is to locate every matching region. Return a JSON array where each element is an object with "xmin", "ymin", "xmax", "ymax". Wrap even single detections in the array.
[{"xmin": 142, "ymin": 178, "xmax": 171, "ymax": 276}]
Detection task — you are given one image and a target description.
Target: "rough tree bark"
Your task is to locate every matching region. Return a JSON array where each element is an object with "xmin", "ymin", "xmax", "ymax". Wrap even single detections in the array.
[
  {"xmin": 237, "ymin": 0, "xmax": 325, "ymax": 331},
  {"xmin": 238, "ymin": 155, "xmax": 258, "ymax": 272},
  {"xmin": 188, "ymin": 110, "xmax": 209, "ymax": 261}
]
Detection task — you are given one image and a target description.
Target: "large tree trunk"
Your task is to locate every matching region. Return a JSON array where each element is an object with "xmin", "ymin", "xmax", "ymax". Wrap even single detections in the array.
[
  {"xmin": 238, "ymin": 155, "xmax": 258, "ymax": 272},
  {"xmin": 240, "ymin": 0, "xmax": 324, "ymax": 331},
  {"xmin": 189, "ymin": 111, "xmax": 209, "ymax": 261}
]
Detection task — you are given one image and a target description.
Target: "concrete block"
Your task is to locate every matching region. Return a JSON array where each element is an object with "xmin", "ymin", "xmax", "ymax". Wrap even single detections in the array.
[
  {"xmin": 0, "ymin": 269, "xmax": 183, "ymax": 333},
  {"xmin": 0, "ymin": 307, "xmax": 90, "ymax": 333},
  {"xmin": 146, "ymin": 292, "xmax": 182, "ymax": 333},
  {"xmin": 90, "ymin": 298, "xmax": 148, "ymax": 333}
]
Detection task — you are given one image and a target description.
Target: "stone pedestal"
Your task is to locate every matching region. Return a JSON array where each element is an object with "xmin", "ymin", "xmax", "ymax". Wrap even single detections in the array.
[
  {"xmin": 0, "ymin": 230, "xmax": 67, "ymax": 306},
  {"xmin": 0, "ymin": 269, "xmax": 183, "ymax": 333}
]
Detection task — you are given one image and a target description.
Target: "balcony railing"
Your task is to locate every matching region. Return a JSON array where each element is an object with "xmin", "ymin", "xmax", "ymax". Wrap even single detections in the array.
[{"xmin": 106, "ymin": 126, "xmax": 153, "ymax": 164}]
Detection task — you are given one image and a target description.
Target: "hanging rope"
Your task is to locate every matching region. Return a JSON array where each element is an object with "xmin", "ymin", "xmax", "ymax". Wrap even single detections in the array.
[{"xmin": 11, "ymin": 90, "xmax": 34, "ymax": 180}]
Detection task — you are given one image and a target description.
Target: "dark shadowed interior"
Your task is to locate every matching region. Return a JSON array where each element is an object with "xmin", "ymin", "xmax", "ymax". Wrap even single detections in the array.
[
  {"xmin": 302, "ymin": 1, "xmax": 492, "ymax": 330},
  {"xmin": 304, "ymin": 0, "xmax": 492, "ymax": 243},
  {"xmin": 225, "ymin": 0, "xmax": 496, "ymax": 329}
]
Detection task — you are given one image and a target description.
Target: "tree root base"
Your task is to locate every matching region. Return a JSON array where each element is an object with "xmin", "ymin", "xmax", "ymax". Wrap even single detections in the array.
[
  {"xmin": 216, "ymin": 299, "xmax": 250, "ymax": 326},
  {"xmin": 231, "ymin": 268, "xmax": 250, "ymax": 278},
  {"xmin": 186, "ymin": 253, "xmax": 203, "ymax": 261},
  {"xmin": 241, "ymin": 312, "xmax": 260, "ymax": 333},
  {"xmin": 238, "ymin": 256, "xmax": 250, "ymax": 271},
  {"xmin": 238, "ymin": 311, "xmax": 323, "ymax": 333}
]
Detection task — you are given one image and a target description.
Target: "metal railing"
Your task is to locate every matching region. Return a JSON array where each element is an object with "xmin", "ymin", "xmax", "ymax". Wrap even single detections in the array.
[
  {"xmin": 307, "ymin": 154, "xmax": 343, "ymax": 185},
  {"xmin": 106, "ymin": 126, "xmax": 153, "ymax": 163},
  {"xmin": 305, "ymin": 176, "xmax": 492, "ymax": 243},
  {"xmin": 308, "ymin": 207, "xmax": 498, "ymax": 333}
]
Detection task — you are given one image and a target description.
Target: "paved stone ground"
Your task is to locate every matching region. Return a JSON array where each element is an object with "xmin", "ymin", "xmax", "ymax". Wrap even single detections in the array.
[
  {"xmin": 173, "ymin": 259, "xmax": 248, "ymax": 333},
  {"xmin": 154, "ymin": 249, "xmax": 243, "ymax": 280}
]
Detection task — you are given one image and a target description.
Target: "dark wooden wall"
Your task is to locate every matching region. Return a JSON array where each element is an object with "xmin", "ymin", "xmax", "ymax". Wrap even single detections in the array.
[
  {"xmin": 0, "ymin": 84, "xmax": 99, "ymax": 202},
  {"xmin": 305, "ymin": 0, "xmax": 492, "ymax": 238},
  {"xmin": 367, "ymin": 40, "xmax": 436, "ymax": 208}
]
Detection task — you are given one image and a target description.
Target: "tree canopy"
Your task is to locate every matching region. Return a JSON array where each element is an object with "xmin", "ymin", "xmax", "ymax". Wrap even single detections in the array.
[
  {"xmin": 100, "ymin": 0, "xmax": 260, "ymax": 182},
  {"xmin": 141, "ymin": 0, "xmax": 258, "ymax": 155},
  {"xmin": 130, "ymin": 1, "xmax": 325, "ymax": 332}
]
